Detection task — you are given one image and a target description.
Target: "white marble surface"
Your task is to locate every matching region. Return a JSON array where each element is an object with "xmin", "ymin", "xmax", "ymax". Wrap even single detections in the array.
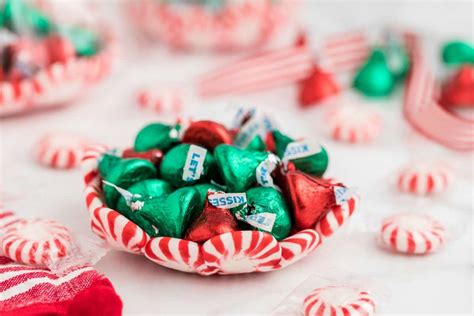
[{"xmin": 1, "ymin": 1, "xmax": 473, "ymax": 315}]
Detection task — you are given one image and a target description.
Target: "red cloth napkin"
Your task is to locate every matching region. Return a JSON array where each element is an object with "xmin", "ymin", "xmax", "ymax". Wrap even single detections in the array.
[{"xmin": 0, "ymin": 211, "xmax": 123, "ymax": 315}]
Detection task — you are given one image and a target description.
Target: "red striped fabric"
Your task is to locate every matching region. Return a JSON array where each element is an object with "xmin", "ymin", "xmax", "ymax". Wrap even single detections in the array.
[
  {"xmin": 403, "ymin": 39, "xmax": 474, "ymax": 151},
  {"xmin": 0, "ymin": 256, "xmax": 121, "ymax": 315}
]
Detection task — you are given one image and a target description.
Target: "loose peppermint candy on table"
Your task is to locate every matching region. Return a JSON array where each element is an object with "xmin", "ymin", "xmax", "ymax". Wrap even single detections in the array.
[
  {"xmin": 1, "ymin": 218, "xmax": 71, "ymax": 265},
  {"xmin": 35, "ymin": 134, "xmax": 99, "ymax": 169},
  {"xmin": 326, "ymin": 105, "xmax": 382, "ymax": 144},
  {"xmin": 397, "ymin": 162, "xmax": 453, "ymax": 196},
  {"xmin": 303, "ymin": 285, "xmax": 376, "ymax": 316},
  {"xmin": 380, "ymin": 213, "xmax": 446, "ymax": 255}
]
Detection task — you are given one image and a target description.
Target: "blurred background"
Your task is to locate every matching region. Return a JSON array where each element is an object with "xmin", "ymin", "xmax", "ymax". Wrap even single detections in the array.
[{"xmin": 0, "ymin": 0, "xmax": 472, "ymax": 315}]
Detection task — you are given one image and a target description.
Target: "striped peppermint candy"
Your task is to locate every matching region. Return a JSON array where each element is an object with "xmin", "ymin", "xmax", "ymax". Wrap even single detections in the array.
[
  {"xmin": 279, "ymin": 229, "xmax": 320, "ymax": 268},
  {"xmin": 397, "ymin": 163, "xmax": 453, "ymax": 196},
  {"xmin": 136, "ymin": 87, "xmax": 183, "ymax": 113},
  {"xmin": 202, "ymin": 231, "xmax": 281, "ymax": 274},
  {"xmin": 35, "ymin": 134, "xmax": 99, "ymax": 169},
  {"xmin": 1, "ymin": 219, "xmax": 71, "ymax": 266},
  {"xmin": 0, "ymin": 211, "xmax": 20, "ymax": 234},
  {"xmin": 143, "ymin": 237, "xmax": 208, "ymax": 274},
  {"xmin": 90, "ymin": 207, "xmax": 148, "ymax": 254},
  {"xmin": 316, "ymin": 195, "xmax": 359, "ymax": 242},
  {"xmin": 380, "ymin": 213, "xmax": 446, "ymax": 255},
  {"xmin": 303, "ymin": 285, "xmax": 376, "ymax": 316},
  {"xmin": 327, "ymin": 106, "xmax": 382, "ymax": 144},
  {"xmin": 320, "ymin": 30, "xmax": 371, "ymax": 74},
  {"xmin": 197, "ymin": 45, "xmax": 314, "ymax": 97}
]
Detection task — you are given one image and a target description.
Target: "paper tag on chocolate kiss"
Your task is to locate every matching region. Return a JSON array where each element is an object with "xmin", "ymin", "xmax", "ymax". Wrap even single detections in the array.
[
  {"xmin": 334, "ymin": 186, "xmax": 354, "ymax": 204},
  {"xmin": 256, "ymin": 153, "xmax": 280, "ymax": 190},
  {"xmin": 245, "ymin": 212, "xmax": 276, "ymax": 232},
  {"xmin": 102, "ymin": 180, "xmax": 144, "ymax": 211},
  {"xmin": 208, "ymin": 192, "xmax": 247, "ymax": 209},
  {"xmin": 282, "ymin": 140, "xmax": 322, "ymax": 162},
  {"xmin": 234, "ymin": 111, "xmax": 274, "ymax": 148},
  {"xmin": 182, "ymin": 145, "xmax": 207, "ymax": 182}
]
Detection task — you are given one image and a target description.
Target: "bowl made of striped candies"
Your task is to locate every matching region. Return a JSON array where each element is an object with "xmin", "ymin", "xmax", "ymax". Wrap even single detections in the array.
[
  {"xmin": 81, "ymin": 118, "xmax": 358, "ymax": 275},
  {"xmin": 0, "ymin": 0, "xmax": 115, "ymax": 117},
  {"xmin": 126, "ymin": 0, "xmax": 293, "ymax": 51},
  {"xmin": 0, "ymin": 30, "xmax": 114, "ymax": 117}
]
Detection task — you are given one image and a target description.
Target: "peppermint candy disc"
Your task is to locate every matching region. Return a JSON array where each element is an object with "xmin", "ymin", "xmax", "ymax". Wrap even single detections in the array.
[
  {"xmin": 143, "ymin": 237, "xmax": 207, "ymax": 274},
  {"xmin": 397, "ymin": 163, "xmax": 453, "ymax": 196},
  {"xmin": 202, "ymin": 231, "xmax": 281, "ymax": 274},
  {"xmin": 327, "ymin": 106, "xmax": 382, "ymax": 143},
  {"xmin": 35, "ymin": 134, "xmax": 95, "ymax": 169},
  {"xmin": 303, "ymin": 285, "xmax": 376, "ymax": 316},
  {"xmin": 279, "ymin": 229, "xmax": 320, "ymax": 268},
  {"xmin": 1, "ymin": 219, "xmax": 71, "ymax": 265},
  {"xmin": 380, "ymin": 213, "xmax": 446, "ymax": 255},
  {"xmin": 136, "ymin": 88, "xmax": 183, "ymax": 113}
]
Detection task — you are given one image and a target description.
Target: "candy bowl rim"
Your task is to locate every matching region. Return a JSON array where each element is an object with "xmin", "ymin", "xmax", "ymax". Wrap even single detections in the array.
[
  {"xmin": 125, "ymin": 0, "xmax": 293, "ymax": 51},
  {"xmin": 81, "ymin": 146, "xmax": 359, "ymax": 275},
  {"xmin": 0, "ymin": 27, "xmax": 116, "ymax": 117}
]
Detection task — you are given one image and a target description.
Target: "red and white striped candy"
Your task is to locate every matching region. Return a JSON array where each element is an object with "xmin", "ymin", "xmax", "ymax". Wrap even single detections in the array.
[
  {"xmin": 279, "ymin": 229, "xmax": 320, "ymax": 268},
  {"xmin": 35, "ymin": 134, "xmax": 96, "ymax": 169},
  {"xmin": 303, "ymin": 285, "xmax": 376, "ymax": 316},
  {"xmin": 136, "ymin": 87, "xmax": 183, "ymax": 113},
  {"xmin": 397, "ymin": 163, "xmax": 453, "ymax": 196},
  {"xmin": 0, "ymin": 211, "xmax": 20, "ymax": 233},
  {"xmin": 1, "ymin": 219, "xmax": 71, "ymax": 265},
  {"xmin": 380, "ymin": 213, "xmax": 446, "ymax": 255},
  {"xmin": 316, "ymin": 195, "xmax": 359, "ymax": 242},
  {"xmin": 202, "ymin": 231, "xmax": 281, "ymax": 274},
  {"xmin": 327, "ymin": 106, "xmax": 382, "ymax": 144},
  {"xmin": 143, "ymin": 237, "xmax": 207, "ymax": 274},
  {"xmin": 90, "ymin": 207, "xmax": 148, "ymax": 254}
]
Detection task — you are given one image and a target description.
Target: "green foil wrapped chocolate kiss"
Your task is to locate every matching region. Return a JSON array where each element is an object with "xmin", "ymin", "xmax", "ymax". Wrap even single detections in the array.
[
  {"xmin": 232, "ymin": 187, "xmax": 291, "ymax": 240},
  {"xmin": 352, "ymin": 48, "xmax": 395, "ymax": 97},
  {"xmin": 272, "ymin": 130, "xmax": 328, "ymax": 177},
  {"xmin": 116, "ymin": 179, "xmax": 172, "ymax": 215},
  {"xmin": 160, "ymin": 144, "xmax": 216, "ymax": 188},
  {"xmin": 214, "ymin": 144, "xmax": 269, "ymax": 192},
  {"xmin": 139, "ymin": 187, "xmax": 200, "ymax": 238},
  {"xmin": 98, "ymin": 153, "xmax": 122, "ymax": 179},
  {"xmin": 193, "ymin": 183, "xmax": 222, "ymax": 210},
  {"xmin": 103, "ymin": 159, "xmax": 157, "ymax": 208},
  {"xmin": 442, "ymin": 41, "xmax": 474, "ymax": 66},
  {"xmin": 134, "ymin": 123, "xmax": 180, "ymax": 152}
]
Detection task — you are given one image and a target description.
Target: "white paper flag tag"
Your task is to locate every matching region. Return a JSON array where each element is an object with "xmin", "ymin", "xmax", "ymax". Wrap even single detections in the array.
[
  {"xmin": 334, "ymin": 186, "xmax": 355, "ymax": 204},
  {"xmin": 245, "ymin": 212, "xmax": 276, "ymax": 232},
  {"xmin": 234, "ymin": 112, "xmax": 273, "ymax": 148},
  {"xmin": 282, "ymin": 140, "xmax": 322, "ymax": 162},
  {"xmin": 208, "ymin": 192, "xmax": 247, "ymax": 209},
  {"xmin": 102, "ymin": 180, "xmax": 143, "ymax": 211},
  {"xmin": 256, "ymin": 153, "xmax": 280, "ymax": 190},
  {"xmin": 182, "ymin": 145, "xmax": 207, "ymax": 182}
]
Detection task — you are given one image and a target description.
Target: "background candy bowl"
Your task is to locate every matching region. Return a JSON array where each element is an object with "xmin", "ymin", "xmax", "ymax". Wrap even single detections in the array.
[
  {"xmin": 0, "ymin": 28, "xmax": 115, "ymax": 117},
  {"xmin": 81, "ymin": 145, "xmax": 359, "ymax": 276},
  {"xmin": 125, "ymin": 0, "xmax": 293, "ymax": 52}
]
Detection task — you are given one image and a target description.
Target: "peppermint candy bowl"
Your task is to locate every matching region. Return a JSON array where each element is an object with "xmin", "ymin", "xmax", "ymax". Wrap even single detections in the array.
[
  {"xmin": 0, "ymin": 30, "xmax": 115, "ymax": 117},
  {"xmin": 81, "ymin": 146, "xmax": 358, "ymax": 275},
  {"xmin": 126, "ymin": 0, "xmax": 291, "ymax": 51}
]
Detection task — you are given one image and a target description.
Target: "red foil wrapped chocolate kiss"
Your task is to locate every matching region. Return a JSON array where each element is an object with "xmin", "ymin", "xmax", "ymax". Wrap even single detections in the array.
[
  {"xmin": 182, "ymin": 120, "xmax": 233, "ymax": 150},
  {"xmin": 440, "ymin": 65, "xmax": 474, "ymax": 108},
  {"xmin": 298, "ymin": 65, "xmax": 340, "ymax": 107},
  {"xmin": 283, "ymin": 169, "xmax": 338, "ymax": 230},
  {"xmin": 185, "ymin": 192, "xmax": 239, "ymax": 243}
]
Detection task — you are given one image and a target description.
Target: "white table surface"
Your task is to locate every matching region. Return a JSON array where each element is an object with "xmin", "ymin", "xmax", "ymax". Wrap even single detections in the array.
[{"xmin": 1, "ymin": 1, "xmax": 473, "ymax": 315}]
